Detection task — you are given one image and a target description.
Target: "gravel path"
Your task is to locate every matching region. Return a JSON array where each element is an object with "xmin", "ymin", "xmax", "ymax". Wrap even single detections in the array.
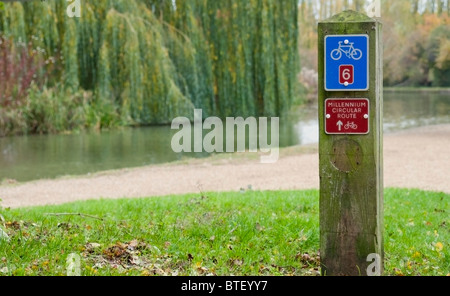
[{"xmin": 1, "ymin": 124, "xmax": 449, "ymax": 208}]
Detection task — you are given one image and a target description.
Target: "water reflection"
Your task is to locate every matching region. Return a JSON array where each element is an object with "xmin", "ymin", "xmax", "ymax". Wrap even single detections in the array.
[
  {"xmin": 0, "ymin": 91, "xmax": 448, "ymax": 182},
  {"xmin": 383, "ymin": 91, "xmax": 450, "ymax": 132}
]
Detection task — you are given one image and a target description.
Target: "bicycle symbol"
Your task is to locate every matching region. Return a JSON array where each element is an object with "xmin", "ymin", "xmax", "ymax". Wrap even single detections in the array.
[
  {"xmin": 331, "ymin": 41, "xmax": 363, "ymax": 61},
  {"xmin": 344, "ymin": 122, "xmax": 358, "ymax": 130}
]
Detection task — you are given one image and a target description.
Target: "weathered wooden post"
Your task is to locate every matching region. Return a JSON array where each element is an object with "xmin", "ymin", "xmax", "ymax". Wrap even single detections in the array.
[{"xmin": 318, "ymin": 11, "xmax": 383, "ymax": 276}]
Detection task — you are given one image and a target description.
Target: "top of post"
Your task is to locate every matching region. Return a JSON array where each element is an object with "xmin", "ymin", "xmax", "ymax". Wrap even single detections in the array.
[{"xmin": 320, "ymin": 10, "xmax": 374, "ymax": 23}]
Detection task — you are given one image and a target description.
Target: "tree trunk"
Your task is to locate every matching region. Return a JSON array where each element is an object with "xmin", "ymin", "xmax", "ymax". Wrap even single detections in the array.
[
  {"xmin": 354, "ymin": 0, "xmax": 364, "ymax": 12},
  {"xmin": 428, "ymin": 0, "xmax": 436, "ymax": 13},
  {"xmin": 412, "ymin": 0, "xmax": 419, "ymax": 15},
  {"xmin": 343, "ymin": 0, "xmax": 349, "ymax": 10},
  {"xmin": 437, "ymin": 0, "xmax": 443, "ymax": 15}
]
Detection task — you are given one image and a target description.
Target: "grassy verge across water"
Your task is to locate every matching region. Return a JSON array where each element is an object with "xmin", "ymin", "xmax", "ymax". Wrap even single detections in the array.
[
  {"xmin": 0, "ymin": 188, "xmax": 448, "ymax": 276},
  {"xmin": 384, "ymin": 87, "xmax": 450, "ymax": 93}
]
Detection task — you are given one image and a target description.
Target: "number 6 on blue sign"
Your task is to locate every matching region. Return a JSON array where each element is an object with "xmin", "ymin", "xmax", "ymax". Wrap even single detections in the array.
[{"xmin": 325, "ymin": 35, "xmax": 369, "ymax": 91}]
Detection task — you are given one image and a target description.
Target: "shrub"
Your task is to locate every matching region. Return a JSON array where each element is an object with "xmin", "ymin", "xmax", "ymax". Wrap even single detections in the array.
[{"xmin": 0, "ymin": 36, "xmax": 57, "ymax": 108}]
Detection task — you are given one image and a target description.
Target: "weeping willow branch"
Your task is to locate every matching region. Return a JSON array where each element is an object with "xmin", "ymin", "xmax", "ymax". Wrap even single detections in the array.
[{"xmin": 0, "ymin": 0, "xmax": 300, "ymax": 126}]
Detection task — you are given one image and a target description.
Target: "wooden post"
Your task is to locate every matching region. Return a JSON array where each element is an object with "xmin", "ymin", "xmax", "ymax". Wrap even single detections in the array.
[{"xmin": 318, "ymin": 11, "xmax": 383, "ymax": 276}]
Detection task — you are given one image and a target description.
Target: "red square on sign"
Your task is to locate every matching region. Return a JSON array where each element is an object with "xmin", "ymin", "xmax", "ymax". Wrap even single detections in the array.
[{"xmin": 339, "ymin": 65, "xmax": 354, "ymax": 85}]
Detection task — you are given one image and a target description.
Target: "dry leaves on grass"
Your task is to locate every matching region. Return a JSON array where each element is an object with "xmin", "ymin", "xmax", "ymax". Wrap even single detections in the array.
[
  {"xmin": 4, "ymin": 221, "xmax": 22, "ymax": 230},
  {"xmin": 57, "ymin": 222, "xmax": 79, "ymax": 230},
  {"xmin": 82, "ymin": 240, "xmax": 151, "ymax": 270},
  {"xmin": 2, "ymin": 220, "xmax": 40, "ymax": 240},
  {"xmin": 296, "ymin": 252, "xmax": 320, "ymax": 266},
  {"xmin": 83, "ymin": 240, "xmax": 193, "ymax": 276},
  {"xmin": 191, "ymin": 260, "xmax": 216, "ymax": 276},
  {"xmin": 295, "ymin": 252, "xmax": 321, "ymax": 276},
  {"xmin": 229, "ymin": 258, "xmax": 243, "ymax": 267}
]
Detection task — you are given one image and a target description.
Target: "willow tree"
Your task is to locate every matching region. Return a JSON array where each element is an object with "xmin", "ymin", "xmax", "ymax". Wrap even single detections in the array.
[
  {"xmin": 97, "ymin": 1, "xmax": 195, "ymax": 124},
  {"xmin": 180, "ymin": 0, "xmax": 299, "ymax": 117},
  {"xmin": 1, "ymin": 0, "xmax": 300, "ymax": 127}
]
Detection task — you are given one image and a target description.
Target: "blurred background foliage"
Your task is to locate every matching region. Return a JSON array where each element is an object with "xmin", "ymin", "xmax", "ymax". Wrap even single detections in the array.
[
  {"xmin": 0, "ymin": 0, "xmax": 299, "ymax": 136},
  {"xmin": 0, "ymin": 0, "xmax": 449, "ymax": 136},
  {"xmin": 299, "ymin": 0, "xmax": 450, "ymax": 98}
]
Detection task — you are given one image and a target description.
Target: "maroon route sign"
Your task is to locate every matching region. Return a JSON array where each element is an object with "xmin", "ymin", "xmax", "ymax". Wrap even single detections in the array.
[{"xmin": 325, "ymin": 98, "xmax": 369, "ymax": 134}]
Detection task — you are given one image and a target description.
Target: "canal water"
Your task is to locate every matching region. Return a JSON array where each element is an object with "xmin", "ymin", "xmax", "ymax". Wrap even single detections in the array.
[{"xmin": 0, "ymin": 90, "xmax": 448, "ymax": 182}]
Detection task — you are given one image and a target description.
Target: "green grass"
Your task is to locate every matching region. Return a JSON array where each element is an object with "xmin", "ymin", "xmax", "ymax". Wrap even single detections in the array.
[
  {"xmin": 384, "ymin": 87, "xmax": 450, "ymax": 93},
  {"xmin": 0, "ymin": 188, "xmax": 448, "ymax": 276}
]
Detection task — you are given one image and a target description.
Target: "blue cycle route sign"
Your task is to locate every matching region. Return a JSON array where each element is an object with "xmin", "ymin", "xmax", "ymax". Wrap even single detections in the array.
[{"xmin": 325, "ymin": 35, "xmax": 369, "ymax": 91}]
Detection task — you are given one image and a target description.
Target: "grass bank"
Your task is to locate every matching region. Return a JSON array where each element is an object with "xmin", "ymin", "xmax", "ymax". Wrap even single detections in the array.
[
  {"xmin": 384, "ymin": 87, "xmax": 450, "ymax": 93},
  {"xmin": 0, "ymin": 188, "xmax": 448, "ymax": 276}
]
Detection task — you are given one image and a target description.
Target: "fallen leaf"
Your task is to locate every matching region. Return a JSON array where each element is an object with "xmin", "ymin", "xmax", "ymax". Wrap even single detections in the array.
[
  {"xmin": 90, "ymin": 243, "xmax": 101, "ymax": 248},
  {"xmin": 233, "ymin": 259, "xmax": 243, "ymax": 266},
  {"xmin": 393, "ymin": 268, "xmax": 404, "ymax": 276},
  {"xmin": 197, "ymin": 266, "xmax": 208, "ymax": 274},
  {"xmin": 435, "ymin": 242, "xmax": 444, "ymax": 252},
  {"xmin": 5, "ymin": 221, "xmax": 20, "ymax": 230},
  {"xmin": 85, "ymin": 242, "xmax": 102, "ymax": 253},
  {"xmin": 295, "ymin": 252, "xmax": 321, "ymax": 267},
  {"xmin": 302, "ymin": 253, "xmax": 311, "ymax": 262},
  {"xmin": 57, "ymin": 222, "xmax": 76, "ymax": 230},
  {"xmin": 412, "ymin": 251, "xmax": 421, "ymax": 258},
  {"xmin": 128, "ymin": 239, "xmax": 139, "ymax": 249},
  {"xmin": 130, "ymin": 255, "xmax": 141, "ymax": 265}
]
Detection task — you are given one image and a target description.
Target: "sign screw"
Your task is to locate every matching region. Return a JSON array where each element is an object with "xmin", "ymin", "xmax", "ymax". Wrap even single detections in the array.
[
  {"xmin": 326, "ymin": 114, "xmax": 331, "ymax": 119},
  {"xmin": 344, "ymin": 82, "xmax": 349, "ymax": 87},
  {"xmin": 364, "ymin": 114, "xmax": 369, "ymax": 119},
  {"xmin": 344, "ymin": 39, "xmax": 349, "ymax": 44}
]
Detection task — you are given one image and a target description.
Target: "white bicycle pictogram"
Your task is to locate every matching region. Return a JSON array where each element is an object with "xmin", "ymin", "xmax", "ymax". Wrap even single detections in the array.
[
  {"xmin": 344, "ymin": 122, "xmax": 358, "ymax": 130},
  {"xmin": 331, "ymin": 41, "xmax": 363, "ymax": 61}
]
